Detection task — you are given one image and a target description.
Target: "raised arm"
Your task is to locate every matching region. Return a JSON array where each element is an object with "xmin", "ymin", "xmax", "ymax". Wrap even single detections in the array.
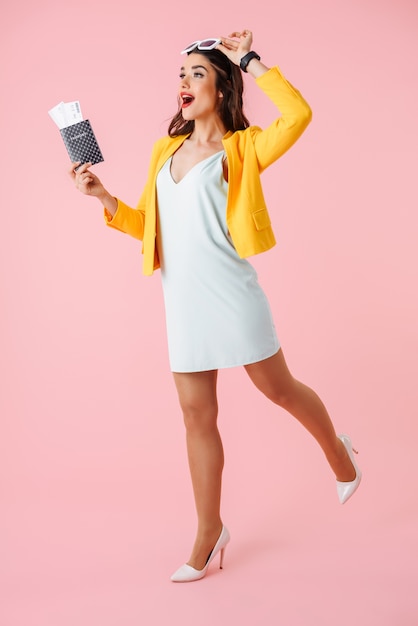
[{"xmin": 218, "ymin": 30, "xmax": 312, "ymax": 170}]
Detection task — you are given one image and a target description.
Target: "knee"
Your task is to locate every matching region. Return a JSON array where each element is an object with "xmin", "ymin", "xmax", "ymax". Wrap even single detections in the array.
[{"xmin": 181, "ymin": 400, "xmax": 218, "ymax": 434}]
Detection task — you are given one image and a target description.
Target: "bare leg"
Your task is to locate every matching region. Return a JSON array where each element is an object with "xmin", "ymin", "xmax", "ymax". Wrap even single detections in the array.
[
  {"xmin": 173, "ymin": 369, "xmax": 224, "ymax": 571},
  {"xmin": 244, "ymin": 349, "xmax": 356, "ymax": 482}
]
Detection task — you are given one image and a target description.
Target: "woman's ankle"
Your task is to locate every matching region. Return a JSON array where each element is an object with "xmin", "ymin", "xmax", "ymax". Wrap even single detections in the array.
[{"xmin": 328, "ymin": 437, "xmax": 356, "ymax": 482}]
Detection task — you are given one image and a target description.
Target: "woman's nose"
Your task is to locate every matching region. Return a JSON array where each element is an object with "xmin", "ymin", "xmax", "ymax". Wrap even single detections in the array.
[{"xmin": 181, "ymin": 74, "xmax": 190, "ymax": 88}]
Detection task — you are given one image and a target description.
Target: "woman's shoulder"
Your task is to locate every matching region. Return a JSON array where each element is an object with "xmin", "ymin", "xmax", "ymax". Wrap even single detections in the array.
[
  {"xmin": 153, "ymin": 133, "xmax": 189, "ymax": 147},
  {"xmin": 146, "ymin": 134, "xmax": 190, "ymax": 170},
  {"xmin": 151, "ymin": 134, "xmax": 189, "ymax": 155},
  {"xmin": 223, "ymin": 125, "xmax": 263, "ymax": 146}
]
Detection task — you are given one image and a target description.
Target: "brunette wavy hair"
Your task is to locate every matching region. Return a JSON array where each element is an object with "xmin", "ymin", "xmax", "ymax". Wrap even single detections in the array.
[{"xmin": 168, "ymin": 47, "xmax": 250, "ymax": 137}]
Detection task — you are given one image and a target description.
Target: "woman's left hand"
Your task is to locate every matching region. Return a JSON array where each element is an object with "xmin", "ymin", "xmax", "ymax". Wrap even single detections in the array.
[{"xmin": 217, "ymin": 30, "xmax": 253, "ymax": 66}]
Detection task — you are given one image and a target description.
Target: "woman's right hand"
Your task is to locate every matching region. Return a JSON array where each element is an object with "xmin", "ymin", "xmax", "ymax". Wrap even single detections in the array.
[
  {"xmin": 69, "ymin": 162, "xmax": 106, "ymax": 197},
  {"xmin": 69, "ymin": 162, "xmax": 118, "ymax": 215}
]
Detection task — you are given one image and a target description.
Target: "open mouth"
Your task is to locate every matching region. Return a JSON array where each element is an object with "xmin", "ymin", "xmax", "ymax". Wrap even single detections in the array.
[{"xmin": 181, "ymin": 94, "xmax": 195, "ymax": 108}]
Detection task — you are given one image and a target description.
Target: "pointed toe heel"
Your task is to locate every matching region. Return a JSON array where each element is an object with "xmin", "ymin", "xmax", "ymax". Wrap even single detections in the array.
[{"xmin": 170, "ymin": 526, "xmax": 230, "ymax": 583}]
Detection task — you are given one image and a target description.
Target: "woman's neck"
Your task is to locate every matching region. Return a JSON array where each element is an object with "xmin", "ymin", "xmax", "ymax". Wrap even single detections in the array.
[{"xmin": 189, "ymin": 117, "xmax": 227, "ymax": 145}]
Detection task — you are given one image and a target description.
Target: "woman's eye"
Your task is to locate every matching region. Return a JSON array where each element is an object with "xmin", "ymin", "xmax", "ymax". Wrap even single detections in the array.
[{"xmin": 179, "ymin": 71, "xmax": 204, "ymax": 79}]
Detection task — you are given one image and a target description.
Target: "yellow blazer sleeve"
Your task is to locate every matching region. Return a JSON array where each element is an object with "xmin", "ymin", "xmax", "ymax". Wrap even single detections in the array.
[
  {"xmin": 102, "ymin": 135, "xmax": 184, "ymax": 274},
  {"xmin": 104, "ymin": 191, "xmax": 146, "ymax": 241},
  {"xmin": 102, "ymin": 135, "xmax": 174, "ymax": 243},
  {"xmin": 102, "ymin": 137, "xmax": 164, "ymax": 240},
  {"xmin": 253, "ymin": 66, "xmax": 312, "ymax": 172}
]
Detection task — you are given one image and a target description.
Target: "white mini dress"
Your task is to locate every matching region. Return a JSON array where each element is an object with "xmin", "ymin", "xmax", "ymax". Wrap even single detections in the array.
[{"xmin": 156, "ymin": 151, "xmax": 280, "ymax": 373}]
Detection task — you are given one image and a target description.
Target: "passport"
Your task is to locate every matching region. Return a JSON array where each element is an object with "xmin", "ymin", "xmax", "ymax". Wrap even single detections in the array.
[
  {"xmin": 59, "ymin": 119, "xmax": 104, "ymax": 166},
  {"xmin": 48, "ymin": 101, "xmax": 104, "ymax": 166}
]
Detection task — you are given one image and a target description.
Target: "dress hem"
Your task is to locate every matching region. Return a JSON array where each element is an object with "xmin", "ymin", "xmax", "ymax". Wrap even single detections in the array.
[{"xmin": 169, "ymin": 343, "xmax": 281, "ymax": 374}]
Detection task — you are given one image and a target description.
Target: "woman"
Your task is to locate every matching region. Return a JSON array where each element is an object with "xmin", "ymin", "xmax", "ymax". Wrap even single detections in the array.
[{"xmin": 70, "ymin": 30, "xmax": 362, "ymax": 582}]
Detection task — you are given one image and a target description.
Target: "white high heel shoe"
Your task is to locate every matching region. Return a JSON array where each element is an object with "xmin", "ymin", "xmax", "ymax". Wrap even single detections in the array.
[
  {"xmin": 337, "ymin": 434, "xmax": 362, "ymax": 504},
  {"xmin": 170, "ymin": 526, "xmax": 230, "ymax": 582}
]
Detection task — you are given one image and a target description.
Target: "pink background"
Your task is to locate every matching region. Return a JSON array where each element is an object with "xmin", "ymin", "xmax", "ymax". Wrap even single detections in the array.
[{"xmin": 1, "ymin": 1, "xmax": 417, "ymax": 624}]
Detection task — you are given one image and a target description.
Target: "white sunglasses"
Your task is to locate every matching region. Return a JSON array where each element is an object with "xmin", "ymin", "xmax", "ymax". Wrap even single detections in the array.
[{"xmin": 180, "ymin": 38, "xmax": 221, "ymax": 55}]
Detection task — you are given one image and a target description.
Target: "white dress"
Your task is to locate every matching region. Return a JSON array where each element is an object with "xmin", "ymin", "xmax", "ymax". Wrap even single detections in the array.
[{"xmin": 156, "ymin": 151, "xmax": 280, "ymax": 373}]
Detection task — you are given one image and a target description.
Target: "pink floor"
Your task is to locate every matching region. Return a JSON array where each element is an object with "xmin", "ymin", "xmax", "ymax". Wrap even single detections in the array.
[{"xmin": 2, "ymin": 430, "xmax": 417, "ymax": 626}]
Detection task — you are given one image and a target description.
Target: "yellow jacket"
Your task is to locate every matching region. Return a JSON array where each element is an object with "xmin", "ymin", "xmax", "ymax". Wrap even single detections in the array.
[{"xmin": 105, "ymin": 65, "xmax": 312, "ymax": 275}]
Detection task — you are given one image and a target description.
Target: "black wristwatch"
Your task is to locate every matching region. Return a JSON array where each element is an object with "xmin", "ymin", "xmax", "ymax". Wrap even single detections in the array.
[{"xmin": 239, "ymin": 51, "xmax": 261, "ymax": 72}]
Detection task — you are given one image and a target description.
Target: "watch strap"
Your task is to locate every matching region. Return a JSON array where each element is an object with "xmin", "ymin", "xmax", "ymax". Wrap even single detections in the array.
[{"xmin": 239, "ymin": 51, "xmax": 261, "ymax": 72}]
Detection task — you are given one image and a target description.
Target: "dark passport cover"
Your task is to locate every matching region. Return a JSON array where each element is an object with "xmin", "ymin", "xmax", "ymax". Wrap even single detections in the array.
[{"xmin": 60, "ymin": 119, "xmax": 104, "ymax": 165}]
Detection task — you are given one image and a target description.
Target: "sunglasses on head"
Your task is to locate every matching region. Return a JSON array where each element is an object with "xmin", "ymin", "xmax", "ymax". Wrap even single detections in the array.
[{"xmin": 180, "ymin": 38, "xmax": 221, "ymax": 55}]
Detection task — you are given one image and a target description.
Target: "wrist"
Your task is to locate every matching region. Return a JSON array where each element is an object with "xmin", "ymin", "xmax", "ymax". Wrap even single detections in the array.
[
  {"xmin": 239, "ymin": 51, "xmax": 261, "ymax": 73},
  {"xmin": 98, "ymin": 191, "xmax": 117, "ymax": 214}
]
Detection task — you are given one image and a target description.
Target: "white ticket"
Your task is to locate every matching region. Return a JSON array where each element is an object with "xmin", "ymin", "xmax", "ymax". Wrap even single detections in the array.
[{"xmin": 48, "ymin": 101, "xmax": 83, "ymax": 129}]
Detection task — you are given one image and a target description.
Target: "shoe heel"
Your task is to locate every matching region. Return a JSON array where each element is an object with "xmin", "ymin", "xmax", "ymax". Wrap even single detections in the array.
[
  {"xmin": 170, "ymin": 526, "xmax": 230, "ymax": 582},
  {"xmin": 219, "ymin": 546, "xmax": 226, "ymax": 569}
]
